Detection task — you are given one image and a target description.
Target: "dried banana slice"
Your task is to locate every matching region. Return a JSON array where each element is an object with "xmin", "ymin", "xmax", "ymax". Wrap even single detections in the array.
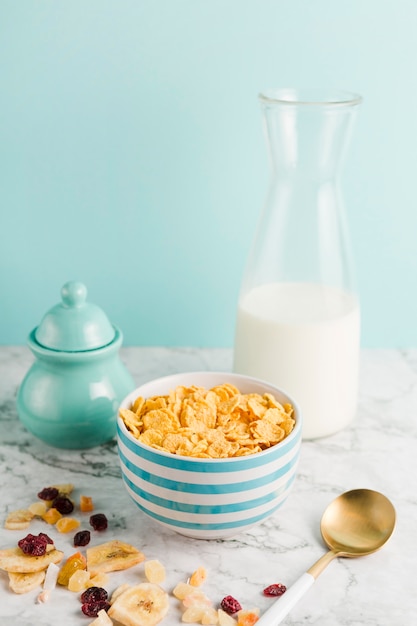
[
  {"xmin": 0, "ymin": 547, "xmax": 64, "ymax": 573},
  {"xmin": 108, "ymin": 582, "xmax": 169, "ymax": 626},
  {"xmin": 86, "ymin": 540, "xmax": 145, "ymax": 576},
  {"xmin": 8, "ymin": 570, "xmax": 46, "ymax": 594},
  {"xmin": 4, "ymin": 509, "xmax": 34, "ymax": 530}
]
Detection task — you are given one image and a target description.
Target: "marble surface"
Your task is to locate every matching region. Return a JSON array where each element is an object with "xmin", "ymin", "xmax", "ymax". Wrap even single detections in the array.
[{"xmin": 0, "ymin": 346, "xmax": 416, "ymax": 626}]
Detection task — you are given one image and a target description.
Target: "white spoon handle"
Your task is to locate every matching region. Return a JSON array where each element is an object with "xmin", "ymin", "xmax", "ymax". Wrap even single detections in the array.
[{"xmin": 255, "ymin": 573, "xmax": 315, "ymax": 626}]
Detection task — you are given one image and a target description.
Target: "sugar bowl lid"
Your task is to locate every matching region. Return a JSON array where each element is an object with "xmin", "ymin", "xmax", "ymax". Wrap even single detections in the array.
[{"xmin": 34, "ymin": 281, "xmax": 116, "ymax": 352}]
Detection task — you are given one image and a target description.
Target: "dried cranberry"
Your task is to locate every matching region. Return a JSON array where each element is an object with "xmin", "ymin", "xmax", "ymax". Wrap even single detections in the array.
[
  {"xmin": 89, "ymin": 513, "xmax": 108, "ymax": 531},
  {"xmin": 220, "ymin": 595, "xmax": 242, "ymax": 615},
  {"xmin": 37, "ymin": 487, "xmax": 59, "ymax": 501},
  {"xmin": 81, "ymin": 600, "xmax": 111, "ymax": 617},
  {"xmin": 52, "ymin": 495, "xmax": 74, "ymax": 515},
  {"xmin": 80, "ymin": 587, "xmax": 109, "ymax": 604},
  {"xmin": 74, "ymin": 530, "xmax": 91, "ymax": 547},
  {"xmin": 18, "ymin": 533, "xmax": 49, "ymax": 556},
  {"xmin": 263, "ymin": 583, "xmax": 287, "ymax": 597},
  {"xmin": 38, "ymin": 532, "xmax": 53, "ymax": 544}
]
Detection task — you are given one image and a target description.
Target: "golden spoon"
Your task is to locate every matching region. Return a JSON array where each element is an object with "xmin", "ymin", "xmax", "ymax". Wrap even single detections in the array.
[{"xmin": 255, "ymin": 489, "xmax": 396, "ymax": 625}]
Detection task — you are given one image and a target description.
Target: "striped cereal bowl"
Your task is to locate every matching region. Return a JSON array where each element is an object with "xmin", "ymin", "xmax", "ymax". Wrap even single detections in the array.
[{"xmin": 117, "ymin": 371, "xmax": 302, "ymax": 539}]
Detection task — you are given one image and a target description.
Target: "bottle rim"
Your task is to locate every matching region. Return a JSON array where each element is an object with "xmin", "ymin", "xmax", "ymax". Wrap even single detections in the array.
[{"xmin": 259, "ymin": 88, "xmax": 362, "ymax": 107}]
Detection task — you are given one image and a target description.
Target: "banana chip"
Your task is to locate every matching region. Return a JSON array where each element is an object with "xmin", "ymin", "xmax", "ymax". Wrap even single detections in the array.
[
  {"xmin": 0, "ymin": 547, "xmax": 64, "ymax": 573},
  {"xmin": 108, "ymin": 582, "xmax": 169, "ymax": 626},
  {"xmin": 8, "ymin": 570, "xmax": 46, "ymax": 594},
  {"xmin": 86, "ymin": 540, "xmax": 145, "ymax": 576},
  {"xmin": 4, "ymin": 509, "xmax": 34, "ymax": 530}
]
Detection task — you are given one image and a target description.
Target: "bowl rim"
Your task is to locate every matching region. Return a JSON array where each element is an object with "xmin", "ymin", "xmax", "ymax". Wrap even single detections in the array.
[{"xmin": 117, "ymin": 371, "xmax": 302, "ymax": 464}]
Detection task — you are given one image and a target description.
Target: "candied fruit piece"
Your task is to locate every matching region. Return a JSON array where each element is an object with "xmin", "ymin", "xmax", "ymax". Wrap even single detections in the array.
[
  {"xmin": 144, "ymin": 559, "xmax": 166, "ymax": 584},
  {"xmin": 189, "ymin": 566, "xmax": 207, "ymax": 587},
  {"xmin": 237, "ymin": 609, "xmax": 260, "ymax": 626},
  {"xmin": 57, "ymin": 552, "xmax": 87, "ymax": 587},
  {"xmin": 56, "ymin": 517, "xmax": 80, "ymax": 533},
  {"xmin": 74, "ymin": 530, "xmax": 91, "ymax": 547},
  {"xmin": 81, "ymin": 586, "xmax": 109, "ymax": 604},
  {"xmin": 68, "ymin": 569, "xmax": 91, "ymax": 592},
  {"xmin": 81, "ymin": 600, "xmax": 111, "ymax": 617},
  {"xmin": 80, "ymin": 495, "xmax": 94, "ymax": 512},
  {"xmin": 38, "ymin": 487, "xmax": 59, "ymax": 501},
  {"xmin": 263, "ymin": 583, "xmax": 286, "ymax": 597},
  {"xmin": 28, "ymin": 501, "xmax": 48, "ymax": 517},
  {"xmin": 89, "ymin": 513, "xmax": 108, "ymax": 531},
  {"xmin": 42, "ymin": 507, "xmax": 62, "ymax": 525},
  {"xmin": 18, "ymin": 533, "xmax": 49, "ymax": 556},
  {"xmin": 221, "ymin": 596, "xmax": 242, "ymax": 615},
  {"xmin": 52, "ymin": 496, "xmax": 74, "ymax": 515}
]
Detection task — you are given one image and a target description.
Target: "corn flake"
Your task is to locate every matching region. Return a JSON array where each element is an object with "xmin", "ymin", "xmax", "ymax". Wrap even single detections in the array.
[{"xmin": 120, "ymin": 384, "xmax": 294, "ymax": 458}]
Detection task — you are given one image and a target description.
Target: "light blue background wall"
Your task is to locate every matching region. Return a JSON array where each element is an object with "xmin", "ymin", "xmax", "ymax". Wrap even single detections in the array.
[{"xmin": 1, "ymin": 0, "xmax": 416, "ymax": 348}]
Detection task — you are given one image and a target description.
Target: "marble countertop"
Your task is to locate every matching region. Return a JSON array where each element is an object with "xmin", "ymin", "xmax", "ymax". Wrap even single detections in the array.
[{"xmin": 0, "ymin": 346, "xmax": 416, "ymax": 626}]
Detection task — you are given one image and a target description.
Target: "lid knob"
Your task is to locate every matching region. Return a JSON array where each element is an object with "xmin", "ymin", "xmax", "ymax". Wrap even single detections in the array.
[{"xmin": 34, "ymin": 281, "xmax": 116, "ymax": 352}]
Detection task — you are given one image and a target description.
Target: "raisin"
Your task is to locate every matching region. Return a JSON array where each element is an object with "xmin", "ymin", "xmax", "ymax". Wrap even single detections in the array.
[
  {"xmin": 80, "ymin": 587, "xmax": 109, "ymax": 604},
  {"xmin": 18, "ymin": 533, "xmax": 49, "ymax": 556},
  {"xmin": 37, "ymin": 487, "xmax": 59, "ymax": 501},
  {"xmin": 74, "ymin": 530, "xmax": 91, "ymax": 547},
  {"xmin": 220, "ymin": 595, "xmax": 242, "ymax": 615},
  {"xmin": 81, "ymin": 600, "xmax": 111, "ymax": 617},
  {"xmin": 89, "ymin": 513, "xmax": 108, "ymax": 531},
  {"xmin": 263, "ymin": 583, "xmax": 287, "ymax": 597},
  {"xmin": 52, "ymin": 495, "xmax": 74, "ymax": 514}
]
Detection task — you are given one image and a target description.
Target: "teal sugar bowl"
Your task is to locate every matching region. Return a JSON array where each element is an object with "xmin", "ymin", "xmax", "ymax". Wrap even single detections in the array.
[{"xmin": 17, "ymin": 281, "xmax": 135, "ymax": 449}]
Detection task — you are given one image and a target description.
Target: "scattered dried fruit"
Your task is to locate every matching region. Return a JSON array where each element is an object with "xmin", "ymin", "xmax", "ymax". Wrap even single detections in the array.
[
  {"xmin": 74, "ymin": 529, "xmax": 91, "ymax": 547},
  {"xmin": 90, "ymin": 513, "xmax": 108, "ymax": 531},
  {"xmin": 81, "ymin": 586, "xmax": 109, "ymax": 604},
  {"xmin": 108, "ymin": 582, "xmax": 169, "ymax": 626},
  {"xmin": 55, "ymin": 517, "xmax": 80, "ymax": 534},
  {"xmin": 144, "ymin": 559, "xmax": 166, "ymax": 584},
  {"xmin": 80, "ymin": 495, "xmax": 94, "ymax": 512},
  {"xmin": 17, "ymin": 533, "xmax": 52, "ymax": 557},
  {"xmin": 52, "ymin": 496, "xmax": 74, "ymax": 515},
  {"xmin": 57, "ymin": 552, "xmax": 87, "ymax": 587},
  {"xmin": 38, "ymin": 487, "xmax": 59, "ymax": 501},
  {"xmin": 221, "ymin": 596, "xmax": 242, "ymax": 615},
  {"xmin": 263, "ymin": 583, "xmax": 286, "ymax": 597},
  {"xmin": 86, "ymin": 540, "xmax": 145, "ymax": 576}
]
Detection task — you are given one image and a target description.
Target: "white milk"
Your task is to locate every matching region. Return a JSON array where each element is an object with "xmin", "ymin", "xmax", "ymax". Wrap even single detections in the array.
[{"xmin": 233, "ymin": 282, "xmax": 360, "ymax": 439}]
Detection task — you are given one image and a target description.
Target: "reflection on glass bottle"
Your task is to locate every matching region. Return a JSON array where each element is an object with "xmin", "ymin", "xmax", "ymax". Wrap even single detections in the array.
[{"xmin": 233, "ymin": 88, "xmax": 362, "ymax": 439}]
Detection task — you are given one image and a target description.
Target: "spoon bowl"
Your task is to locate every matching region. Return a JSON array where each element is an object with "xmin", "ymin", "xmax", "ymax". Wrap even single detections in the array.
[{"xmin": 255, "ymin": 488, "xmax": 396, "ymax": 625}]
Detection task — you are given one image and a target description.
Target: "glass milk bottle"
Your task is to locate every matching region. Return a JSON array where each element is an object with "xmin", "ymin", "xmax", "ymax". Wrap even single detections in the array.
[{"xmin": 233, "ymin": 88, "xmax": 362, "ymax": 439}]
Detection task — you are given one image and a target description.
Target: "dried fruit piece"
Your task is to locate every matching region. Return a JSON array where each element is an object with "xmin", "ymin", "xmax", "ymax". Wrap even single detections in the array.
[
  {"xmin": 263, "ymin": 583, "xmax": 286, "ymax": 597},
  {"xmin": 201, "ymin": 607, "xmax": 219, "ymax": 625},
  {"xmin": 55, "ymin": 517, "xmax": 80, "ymax": 533},
  {"xmin": 57, "ymin": 551, "xmax": 87, "ymax": 586},
  {"xmin": 0, "ymin": 547, "xmax": 64, "ymax": 573},
  {"xmin": 87, "ymin": 572, "xmax": 110, "ymax": 589},
  {"xmin": 52, "ymin": 483, "xmax": 74, "ymax": 496},
  {"xmin": 52, "ymin": 496, "xmax": 74, "ymax": 515},
  {"xmin": 38, "ymin": 487, "xmax": 59, "ymax": 501},
  {"xmin": 27, "ymin": 501, "xmax": 48, "ymax": 517},
  {"xmin": 74, "ymin": 530, "xmax": 91, "ymax": 546},
  {"xmin": 81, "ymin": 586, "xmax": 109, "ymax": 604},
  {"xmin": 42, "ymin": 507, "xmax": 62, "ymax": 525},
  {"xmin": 80, "ymin": 495, "xmax": 94, "ymax": 512},
  {"xmin": 81, "ymin": 600, "xmax": 111, "ymax": 617},
  {"xmin": 218, "ymin": 609, "xmax": 238, "ymax": 626},
  {"xmin": 68, "ymin": 568, "xmax": 91, "ymax": 592},
  {"xmin": 220, "ymin": 596, "xmax": 242, "ymax": 615},
  {"xmin": 88, "ymin": 609, "xmax": 113, "ymax": 626},
  {"xmin": 183, "ymin": 590, "xmax": 212, "ymax": 609},
  {"xmin": 8, "ymin": 570, "xmax": 46, "ymax": 594},
  {"xmin": 18, "ymin": 533, "xmax": 51, "ymax": 556},
  {"xmin": 37, "ymin": 562, "xmax": 60, "ymax": 603},
  {"xmin": 108, "ymin": 582, "xmax": 169, "ymax": 626},
  {"xmin": 173, "ymin": 582, "xmax": 196, "ymax": 600},
  {"xmin": 4, "ymin": 509, "xmax": 34, "ymax": 530},
  {"xmin": 89, "ymin": 513, "xmax": 108, "ymax": 531},
  {"xmin": 189, "ymin": 566, "xmax": 207, "ymax": 587},
  {"xmin": 236, "ymin": 609, "xmax": 260, "ymax": 626},
  {"xmin": 144, "ymin": 559, "xmax": 166, "ymax": 584},
  {"xmin": 86, "ymin": 540, "xmax": 145, "ymax": 576}
]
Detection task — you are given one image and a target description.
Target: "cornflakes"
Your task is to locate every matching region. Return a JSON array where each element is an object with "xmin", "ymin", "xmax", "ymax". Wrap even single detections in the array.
[{"xmin": 120, "ymin": 383, "xmax": 295, "ymax": 458}]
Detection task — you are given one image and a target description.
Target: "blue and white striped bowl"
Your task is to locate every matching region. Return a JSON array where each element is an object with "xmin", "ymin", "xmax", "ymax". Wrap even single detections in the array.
[{"xmin": 117, "ymin": 372, "xmax": 302, "ymax": 539}]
